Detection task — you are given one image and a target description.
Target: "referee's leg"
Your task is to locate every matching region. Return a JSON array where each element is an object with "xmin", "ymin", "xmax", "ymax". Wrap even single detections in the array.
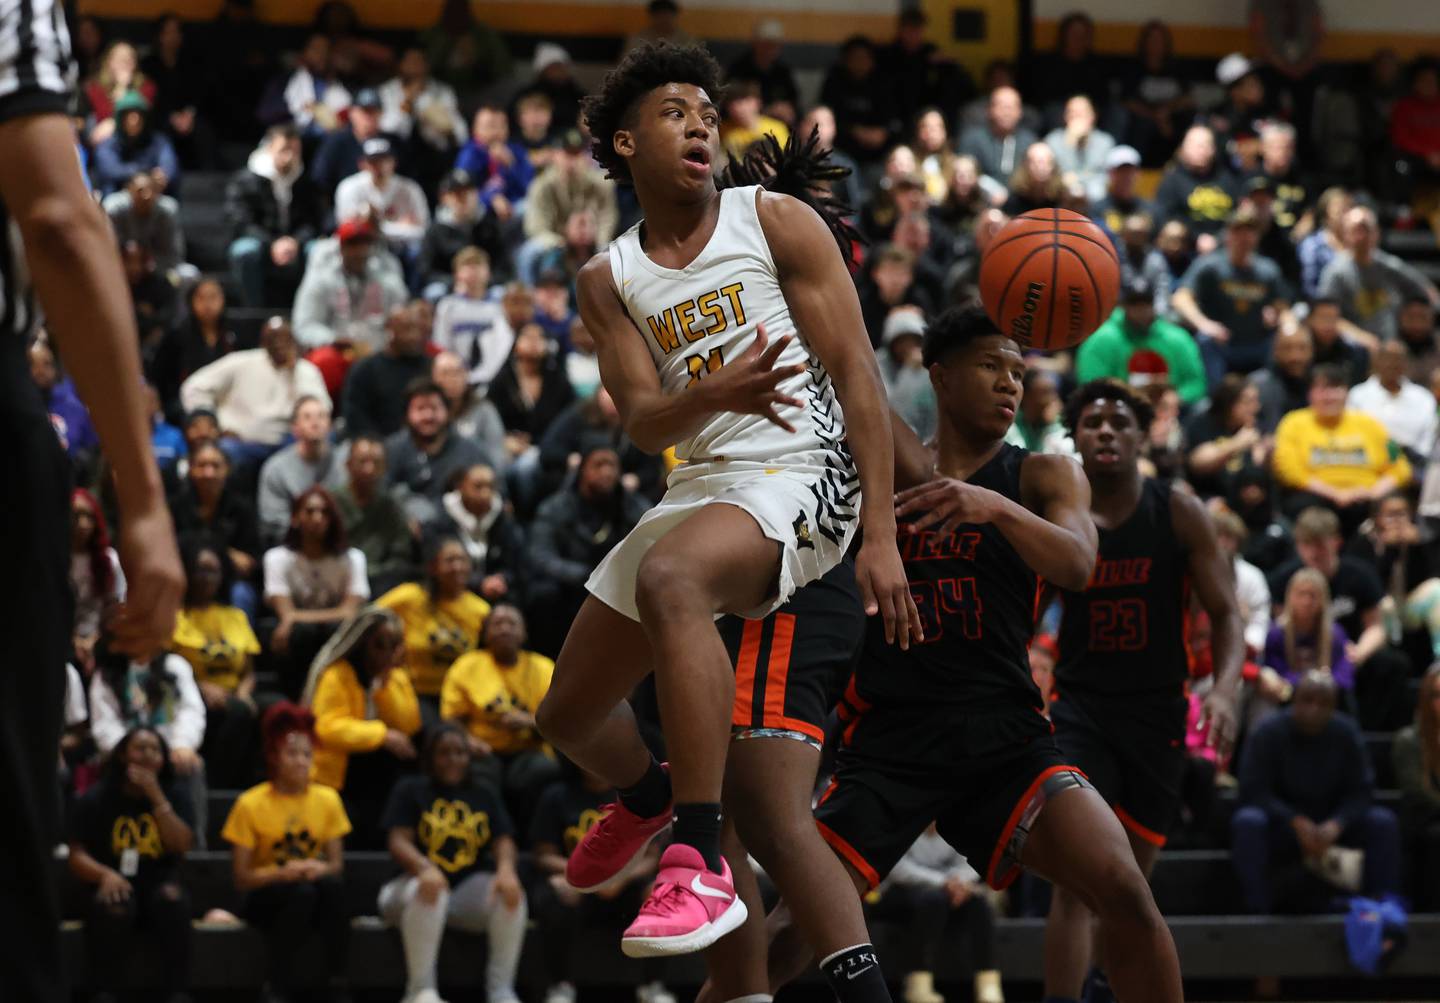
[{"xmin": 0, "ymin": 412, "xmax": 72, "ymax": 1001}]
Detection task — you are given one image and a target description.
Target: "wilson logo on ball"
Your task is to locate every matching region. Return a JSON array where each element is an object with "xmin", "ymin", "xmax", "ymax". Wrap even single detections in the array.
[{"xmin": 1011, "ymin": 281, "xmax": 1044, "ymax": 344}]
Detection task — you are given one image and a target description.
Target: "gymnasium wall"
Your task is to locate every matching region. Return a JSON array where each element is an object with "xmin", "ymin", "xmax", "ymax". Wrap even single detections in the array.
[{"xmin": 73, "ymin": 0, "xmax": 1440, "ymax": 64}]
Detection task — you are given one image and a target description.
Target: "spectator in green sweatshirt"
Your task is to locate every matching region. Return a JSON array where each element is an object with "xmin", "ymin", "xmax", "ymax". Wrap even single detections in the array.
[{"xmin": 1076, "ymin": 277, "xmax": 1208, "ymax": 405}]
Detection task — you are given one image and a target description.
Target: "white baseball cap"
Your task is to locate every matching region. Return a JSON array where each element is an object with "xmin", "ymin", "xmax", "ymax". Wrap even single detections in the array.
[
  {"xmin": 1105, "ymin": 145, "xmax": 1141, "ymax": 170},
  {"xmin": 534, "ymin": 42, "xmax": 572, "ymax": 73},
  {"xmin": 1216, "ymin": 53, "xmax": 1255, "ymax": 87}
]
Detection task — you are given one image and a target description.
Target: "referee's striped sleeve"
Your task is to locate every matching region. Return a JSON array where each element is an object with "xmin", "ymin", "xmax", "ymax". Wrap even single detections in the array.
[{"xmin": 0, "ymin": 0, "xmax": 72, "ymax": 123}]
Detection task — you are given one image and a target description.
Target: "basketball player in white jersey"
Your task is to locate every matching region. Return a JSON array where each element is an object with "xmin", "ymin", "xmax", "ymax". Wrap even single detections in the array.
[{"xmin": 534, "ymin": 40, "xmax": 917, "ymax": 968}]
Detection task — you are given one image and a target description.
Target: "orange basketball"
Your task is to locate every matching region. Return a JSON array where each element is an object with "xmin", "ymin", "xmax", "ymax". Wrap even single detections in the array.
[{"xmin": 977, "ymin": 208, "xmax": 1121, "ymax": 351}]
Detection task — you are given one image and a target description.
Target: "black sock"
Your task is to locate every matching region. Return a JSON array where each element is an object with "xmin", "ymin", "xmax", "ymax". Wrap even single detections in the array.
[
  {"xmin": 1082, "ymin": 967, "xmax": 1115, "ymax": 1003},
  {"xmin": 617, "ymin": 757, "xmax": 671, "ymax": 819},
  {"xmin": 671, "ymin": 802, "xmax": 723, "ymax": 871},
  {"xmin": 821, "ymin": 944, "xmax": 892, "ymax": 1003}
]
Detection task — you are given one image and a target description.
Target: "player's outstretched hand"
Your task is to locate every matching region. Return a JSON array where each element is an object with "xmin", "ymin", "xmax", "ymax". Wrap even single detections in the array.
[
  {"xmin": 1200, "ymin": 686, "xmax": 1239, "ymax": 759},
  {"xmin": 706, "ymin": 322, "xmax": 807, "ymax": 432},
  {"xmin": 857, "ymin": 535, "xmax": 922, "ymax": 650},
  {"xmin": 107, "ymin": 501, "xmax": 184, "ymax": 659},
  {"xmin": 895, "ymin": 477, "xmax": 1001, "ymax": 538}
]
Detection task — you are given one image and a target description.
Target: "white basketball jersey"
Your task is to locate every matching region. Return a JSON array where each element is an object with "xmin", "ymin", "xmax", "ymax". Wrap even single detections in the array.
[{"xmin": 608, "ymin": 185, "xmax": 847, "ymax": 464}]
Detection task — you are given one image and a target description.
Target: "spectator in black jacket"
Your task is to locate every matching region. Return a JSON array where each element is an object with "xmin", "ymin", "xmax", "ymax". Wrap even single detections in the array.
[
  {"xmin": 343, "ymin": 304, "xmax": 434, "ymax": 439},
  {"xmin": 125, "ymin": 241, "xmax": 179, "ymax": 366},
  {"xmin": 434, "ymin": 462, "xmax": 527, "ymax": 605},
  {"xmin": 527, "ymin": 447, "xmax": 651, "ymax": 655},
  {"xmin": 726, "ymin": 20, "xmax": 800, "ymax": 125},
  {"xmin": 150, "ymin": 278, "xmax": 237, "ymax": 427},
  {"xmin": 1231, "ymin": 671, "xmax": 1400, "ymax": 913},
  {"xmin": 226, "ymin": 124, "xmax": 326, "ymax": 308},
  {"xmin": 416, "ymin": 168, "xmax": 508, "ymax": 298},
  {"xmin": 168, "ymin": 439, "xmax": 262, "ymax": 618},
  {"xmin": 820, "ymin": 36, "xmax": 896, "ymax": 167},
  {"xmin": 1153, "ymin": 125, "xmax": 1240, "ymax": 250},
  {"xmin": 537, "ymin": 389, "xmax": 665, "ymax": 502},
  {"xmin": 878, "ymin": 8, "xmax": 973, "ymax": 135},
  {"xmin": 488, "ymin": 322, "xmax": 576, "ymax": 458}
]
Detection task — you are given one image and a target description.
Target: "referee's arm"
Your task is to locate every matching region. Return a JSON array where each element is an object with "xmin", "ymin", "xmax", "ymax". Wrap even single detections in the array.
[{"xmin": 0, "ymin": 111, "xmax": 182, "ymax": 655}]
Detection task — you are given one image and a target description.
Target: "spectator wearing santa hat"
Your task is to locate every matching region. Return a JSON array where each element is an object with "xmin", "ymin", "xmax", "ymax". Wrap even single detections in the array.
[{"xmin": 1075, "ymin": 277, "xmax": 1208, "ymax": 404}]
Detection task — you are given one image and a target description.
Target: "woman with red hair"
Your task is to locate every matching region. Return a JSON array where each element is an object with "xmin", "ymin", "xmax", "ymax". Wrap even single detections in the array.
[
  {"xmin": 262, "ymin": 486, "xmax": 370, "ymax": 697},
  {"xmin": 70, "ymin": 489, "xmax": 126, "ymax": 672},
  {"xmin": 221, "ymin": 702, "xmax": 352, "ymax": 1001}
]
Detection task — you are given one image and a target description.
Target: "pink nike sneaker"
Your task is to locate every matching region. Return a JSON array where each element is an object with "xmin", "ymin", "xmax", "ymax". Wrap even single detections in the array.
[
  {"xmin": 564, "ymin": 793, "xmax": 672, "ymax": 893},
  {"xmin": 620, "ymin": 844, "xmax": 749, "ymax": 958}
]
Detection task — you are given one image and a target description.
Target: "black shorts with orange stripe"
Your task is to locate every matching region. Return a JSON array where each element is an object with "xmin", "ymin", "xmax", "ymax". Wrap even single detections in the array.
[
  {"xmin": 718, "ymin": 557, "xmax": 863, "ymax": 748},
  {"xmin": 1049, "ymin": 686, "xmax": 1187, "ymax": 847},
  {"xmin": 814, "ymin": 702, "xmax": 1087, "ymax": 891}
]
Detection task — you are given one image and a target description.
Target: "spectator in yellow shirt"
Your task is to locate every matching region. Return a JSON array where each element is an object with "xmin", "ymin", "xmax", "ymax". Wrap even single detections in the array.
[
  {"xmin": 441, "ymin": 604, "xmax": 559, "ymax": 820},
  {"xmin": 172, "ymin": 539, "xmax": 261, "ymax": 787},
  {"xmin": 1273, "ymin": 363, "xmax": 1413, "ymax": 534},
  {"xmin": 303, "ymin": 606, "xmax": 421, "ymax": 846},
  {"xmin": 720, "ymin": 79, "xmax": 790, "ymax": 166},
  {"xmin": 376, "ymin": 535, "xmax": 491, "ymax": 713},
  {"xmin": 221, "ymin": 703, "xmax": 351, "ymax": 1002}
]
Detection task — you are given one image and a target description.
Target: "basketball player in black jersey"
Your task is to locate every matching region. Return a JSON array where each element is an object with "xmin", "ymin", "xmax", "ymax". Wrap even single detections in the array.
[
  {"xmin": 1043, "ymin": 380, "xmax": 1242, "ymax": 1003},
  {"xmin": 757, "ymin": 307, "xmax": 1184, "ymax": 1002},
  {"xmin": 0, "ymin": 2, "xmax": 183, "ymax": 998}
]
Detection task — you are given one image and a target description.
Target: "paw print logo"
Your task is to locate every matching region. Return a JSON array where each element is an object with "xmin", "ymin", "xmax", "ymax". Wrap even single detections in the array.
[
  {"xmin": 417, "ymin": 799, "xmax": 491, "ymax": 873},
  {"xmin": 200, "ymin": 637, "xmax": 238, "ymax": 673},
  {"xmin": 272, "ymin": 827, "xmax": 318, "ymax": 864},
  {"xmin": 565, "ymin": 807, "xmax": 607, "ymax": 855},
  {"xmin": 428, "ymin": 624, "xmax": 472, "ymax": 669},
  {"xmin": 793, "ymin": 513, "xmax": 815, "ymax": 551}
]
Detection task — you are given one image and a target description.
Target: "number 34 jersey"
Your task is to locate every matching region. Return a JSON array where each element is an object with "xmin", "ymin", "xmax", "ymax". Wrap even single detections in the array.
[
  {"xmin": 1056, "ymin": 478, "xmax": 1190, "ymax": 701},
  {"xmin": 608, "ymin": 184, "xmax": 845, "ymax": 464},
  {"xmin": 856, "ymin": 443, "xmax": 1045, "ymax": 712}
]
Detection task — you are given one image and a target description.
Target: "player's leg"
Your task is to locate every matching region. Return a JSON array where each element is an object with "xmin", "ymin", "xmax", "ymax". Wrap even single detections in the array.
[
  {"xmin": 1041, "ymin": 707, "xmax": 1124, "ymax": 1002},
  {"xmin": 537, "ymin": 595, "xmax": 655, "ymax": 788},
  {"xmin": 1067, "ymin": 831, "xmax": 1163, "ymax": 1003},
  {"xmin": 702, "ymin": 815, "xmax": 772, "ymax": 1001},
  {"xmin": 621, "ymin": 503, "xmax": 788, "ymax": 956},
  {"xmin": 703, "ymin": 736, "xmax": 893, "ymax": 1002},
  {"xmin": 536, "ymin": 596, "xmax": 676, "ymax": 893},
  {"xmin": 1023, "ymin": 785, "xmax": 1183, "ymax": 1003}
]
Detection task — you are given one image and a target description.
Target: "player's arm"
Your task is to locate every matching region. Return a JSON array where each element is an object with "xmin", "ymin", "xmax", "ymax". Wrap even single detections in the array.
[
  {"xmin": 575, "ymin": 252, "xmax": 805, "ymax": 455},
  {"xmin": 1173, "ymin": 488, "xmax": 1244, "ymax": 756},
  {"xmin": 896, "ymin": 453, "xmax": 1097, "ymax": 591},
  {"xmin": 891, "ymin": 407, "xmax": 935, "ymax": 492},
  {"xmin": 759, "ymin": 191, "xmax": 919, "ymax": 647},
  {"xmin": 0, "ymin": 112, "xmax": 182, "ymax": 656}
]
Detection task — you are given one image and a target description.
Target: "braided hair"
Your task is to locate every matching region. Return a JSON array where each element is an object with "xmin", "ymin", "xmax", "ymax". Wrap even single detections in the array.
[{"xmin": 719, "ymin": 128, "xmax": 861, "ymax": 267}]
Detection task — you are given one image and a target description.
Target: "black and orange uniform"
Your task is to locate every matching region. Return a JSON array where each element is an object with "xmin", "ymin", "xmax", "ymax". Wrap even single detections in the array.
[
  {"xmin": 719, "ymin": 557, "xmax": 863, "ymax": 748},
  {"xmin": 1053, "ymin": 478, "xmax": 1190, "ymax": 847},
  {"xmin": 814, "ymin": 444, "xmax": 1088, "ymax": 890}
]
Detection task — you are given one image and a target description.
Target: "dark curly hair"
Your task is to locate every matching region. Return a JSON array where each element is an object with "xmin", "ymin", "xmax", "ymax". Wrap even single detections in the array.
[
  {"xmin": 581, "ymin": 40, "xmax": 724, "ymax": 184},
  {"xmin": 920, "ymin": 304, "xmax": 1005, "ymax": 368},
  {"xmin": 721, "ymin": 128, "xmax": 861, "ymax": 264},
  {"xmin": 1063, "ymin": 378, "xmax": 1155, "ymax": 437}
]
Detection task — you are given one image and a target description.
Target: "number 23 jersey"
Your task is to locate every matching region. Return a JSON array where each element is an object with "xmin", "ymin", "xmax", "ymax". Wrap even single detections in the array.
[
  {"xmin": 608, "ymin": 184, "xmax": 846, "ymax": 464},
  {"xmin": 1056, "ymin": 478, "xmax": 1189, "ymax": 700},
  {"xmin": 856, "ymin": 443, "xmax": 1044, "ymax": 711}
]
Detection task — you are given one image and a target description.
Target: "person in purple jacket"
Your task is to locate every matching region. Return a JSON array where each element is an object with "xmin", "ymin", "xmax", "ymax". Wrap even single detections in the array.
[{"xmin": 1264, "ymin": 567, "xmax": 1356, "ymax": 693}]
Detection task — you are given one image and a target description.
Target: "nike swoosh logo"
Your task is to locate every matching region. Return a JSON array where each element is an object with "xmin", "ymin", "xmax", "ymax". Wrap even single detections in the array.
[
  {"xmin": 690, "ymin": 874, "xmax": 733, "ymax": 901},
  {"xmin": 847, "ymin": 966, "xmax": 875, "ymax": 980}
]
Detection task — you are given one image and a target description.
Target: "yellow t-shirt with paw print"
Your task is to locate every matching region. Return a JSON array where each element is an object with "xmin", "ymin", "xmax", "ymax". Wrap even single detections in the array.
[
  {"xmin": 376, "ymin": 583, "xmax": 491, "ymax": 696},
  {"xmin": 220, "ymin": 781, "xmax": 351, "ymax": 869}
]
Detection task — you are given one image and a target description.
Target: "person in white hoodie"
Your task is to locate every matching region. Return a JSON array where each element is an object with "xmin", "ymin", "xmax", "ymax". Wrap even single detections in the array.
[
  {"xmin": 88, "ymin": 639, "xmax": 209, "ymax": 845},
  {"xmin": 292, "ymin": 218, "xmax": 409, "ymax": 356},
  {"xmin": 872, "ymin": 824, "xmax": 1004, "ymax": 1003},
  {"xmin": 334, "ymin": 137, "xmax": 432, "ymax": 267},
  {"xmin": 225, "ymin": 124, "xmax": 326, "ymax": 307}
]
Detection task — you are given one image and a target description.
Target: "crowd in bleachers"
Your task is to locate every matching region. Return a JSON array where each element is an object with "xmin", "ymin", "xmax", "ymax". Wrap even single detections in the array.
[{"xmin": 40, "ymin": 2, "xmax": 1440, "ymax": 1001}]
